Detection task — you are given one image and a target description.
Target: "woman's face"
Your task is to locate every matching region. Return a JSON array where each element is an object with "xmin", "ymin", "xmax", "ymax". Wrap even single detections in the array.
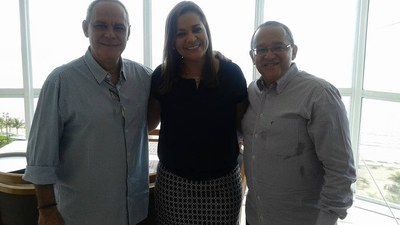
[{"xmin": 174, "ymin": 12, "xmax": 209, "ymax": 62}]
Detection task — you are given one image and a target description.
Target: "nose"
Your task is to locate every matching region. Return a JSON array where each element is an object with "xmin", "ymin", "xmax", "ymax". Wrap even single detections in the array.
[
  {"xmin": 186, "ymin": 32, "xmax": 197, "ymax": 42},
  {"xmin": 104, "ymin": 27, "xmax": 117, "ymax": 39}
]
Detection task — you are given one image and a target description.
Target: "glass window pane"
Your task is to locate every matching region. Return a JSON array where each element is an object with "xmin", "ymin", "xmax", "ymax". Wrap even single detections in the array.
[
  {"xmin": 152, "ymin": 0, "xmax": 256, "ymax": 84},
  {"xmin": 263, "ymin": 0, "xmax": 357, "ymax": 88},
  {"xmin": 29, "ymin": 0, "xmax": 92, "ymax": 88},
  {"xmin": 364, "ymin": 0, "xmax": 400, "ymax": 93},
  {"xmin": 0, "ymin": 1, "xmax": 23, "ymax": 88},
  {"xmin": 29, "ymin": 0, "xmax": 142, "ymax": 88},
  {"xmin": 121, "ymin": 0, "xmax": 144, "ymax": 64},
  {"xmin": 0, "ymin": 98, "xmax": 26, "ymax": 140},
  {"xmin": 357, "ymin": 99, "xmax": 400, "ymax": 206}
]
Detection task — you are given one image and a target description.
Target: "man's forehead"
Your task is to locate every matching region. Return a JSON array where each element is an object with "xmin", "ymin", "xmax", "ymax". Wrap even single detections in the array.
[
  {"xmin": 91, "ymin": 2, "xmax": 128, "ymax": 23},
  {"xmin": 255, "ymin": 26, "xmax": 287, "ymax": 44}
]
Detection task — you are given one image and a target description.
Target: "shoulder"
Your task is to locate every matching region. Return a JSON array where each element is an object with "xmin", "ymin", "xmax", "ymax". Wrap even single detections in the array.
[
  {"xmin": 297, "ymin": 70, "xmax": 336, "ymax": 89},
  {"xmin": 218, "ymin": 60, "xmax": 246, "ymax": 85},
  {"xmin": 43, "ymin": 56, "xmax": 85, "ymax": 85},
  {"xmin": 152, "ymin": 65, "xmax": 163, "ymax": 76},
  {"xmin": 219, "ymin": 60, "xmax": 243, "ymax": 74},
  {"xmin": 295, "ymin": 70, "xmax": 341, "ymax": 98},
  {"xmin": 151, "ymin": 65, "xmax": 163, "ymax": 81},
  {"xmin": 122, "ymin": 58, "xmax": 153, "ymax": 77}
]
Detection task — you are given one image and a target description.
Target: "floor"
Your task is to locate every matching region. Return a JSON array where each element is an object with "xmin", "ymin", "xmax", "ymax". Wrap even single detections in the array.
[
  {"xmin": 239, "ymin": 192, "xmax": 400, "ymax": 225},
  {"xmin": 149, "ymin": 141, "xmax": 400, "ymax": 225}
]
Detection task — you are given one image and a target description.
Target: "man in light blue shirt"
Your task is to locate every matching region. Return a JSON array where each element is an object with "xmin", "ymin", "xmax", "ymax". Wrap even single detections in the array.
[
  {"xmin": 242, "ymin": 21, "xmax": 356, "ymax": 225},
  {"xmin": 23, "ymin": 0, "xmax": 152, "ymax": 224}
]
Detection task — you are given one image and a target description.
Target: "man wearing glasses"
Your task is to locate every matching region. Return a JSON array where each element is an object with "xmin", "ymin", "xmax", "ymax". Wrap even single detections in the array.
[{"xmin": 241, "ymin": 21, "xmax": 356, "ymax": 225}]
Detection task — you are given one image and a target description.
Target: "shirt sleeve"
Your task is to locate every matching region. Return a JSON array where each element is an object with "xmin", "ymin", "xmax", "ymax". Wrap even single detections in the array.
[
  {"xmin": 307, "ymin": 84, "xmax": 357, "ymax": 224},
  {"xmin": 23, "ymin": 74, "xmax": 63, "ymax": 185}
]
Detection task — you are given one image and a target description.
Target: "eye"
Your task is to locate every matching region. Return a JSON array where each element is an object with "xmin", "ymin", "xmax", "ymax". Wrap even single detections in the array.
[
  {"xmin": 114, "ymin": 25, "xmax": 127, "ymax": 33},
  {"xmin": 193, "ymin": 26, "xmax": 203, "ymax": 33},
  {"xmin": 271, "ymin": 45, "xmax": 285, "ymax": 52},
  {"xmin": 93, "ymin": 23, "xmax": 107, "ymax": 30},
  {"xmin": 255, "ymin": 48, "xmax": 267, "ymax": 55},
  {"xmin": 176, "ymin": 31, "xmax": 186, "ymax": 38}
]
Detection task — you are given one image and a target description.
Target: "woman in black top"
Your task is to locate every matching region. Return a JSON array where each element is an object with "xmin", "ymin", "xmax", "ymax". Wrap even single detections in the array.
[{"xmin": 148, "ymin": 1, "xmax": 247, "ymax": 224}]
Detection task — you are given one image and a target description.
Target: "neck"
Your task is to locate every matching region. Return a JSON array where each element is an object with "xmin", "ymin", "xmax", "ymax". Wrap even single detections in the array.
[{"xmin": 182, "ymin": 64, "xmax": 203, "ymax": 79}]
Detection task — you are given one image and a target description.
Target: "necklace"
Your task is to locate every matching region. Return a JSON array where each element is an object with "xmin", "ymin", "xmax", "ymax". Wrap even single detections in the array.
[
  {"xmin": 183, "ymin": 75, "xmax": 201, "ymax": 88},
  {"xmin": 182, "ymin": 67, "xmax": 202, "ymax": 88}
]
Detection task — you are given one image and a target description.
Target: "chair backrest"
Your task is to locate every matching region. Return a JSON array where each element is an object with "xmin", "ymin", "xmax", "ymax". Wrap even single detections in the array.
[
  {"xmin": 0, "ymin": 171, "xmax": 35, "ymax": 195},
  {"xmin": 148, "ymin": 129, "xmax": 160, "ymax": 142},
  {"xmin": 0, "ymin": 171, "xmax": 38, "ymax": 225}
]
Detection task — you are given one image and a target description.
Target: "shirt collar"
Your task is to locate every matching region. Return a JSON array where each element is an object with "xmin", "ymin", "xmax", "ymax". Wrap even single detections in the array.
[{"xmin": 84, "ymin": 48, "xmax": 127, "ymax": 84}]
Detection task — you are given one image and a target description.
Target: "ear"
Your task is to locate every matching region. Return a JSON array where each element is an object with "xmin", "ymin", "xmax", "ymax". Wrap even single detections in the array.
[
  {"xmin": 82, "ymin": 20, "xmax": 89, "ymax": 37},
  {"xmin": 291, "ymin": 44, "xmax": 298, "ymax": 60},
  {"xmin": 249, "ymin": 50, "xmax": 256, "ymax": 65},
  {"xmin": 127, "ymin": 25, "xmax": 131, "ymax": 40}
]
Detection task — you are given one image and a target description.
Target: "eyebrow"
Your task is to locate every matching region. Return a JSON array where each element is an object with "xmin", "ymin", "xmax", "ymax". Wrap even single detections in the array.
[{"xmin": 177, "ymin": 23, "xmax": 202, "ymax": 31}]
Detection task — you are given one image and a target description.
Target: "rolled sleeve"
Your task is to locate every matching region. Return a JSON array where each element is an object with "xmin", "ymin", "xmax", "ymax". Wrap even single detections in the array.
[
  {"xmin": 23, "ymin": 74, "xmax": 62, "ymax": 185},
  {"xmin": 23, "ymin": 165, "xmax": 58, "ymax": 184}
]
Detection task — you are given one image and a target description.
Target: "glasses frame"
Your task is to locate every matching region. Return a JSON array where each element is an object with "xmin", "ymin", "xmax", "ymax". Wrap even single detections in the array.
[{"xmin": 251, "ymin": 44, "xmax": 291, "ymax": 56}]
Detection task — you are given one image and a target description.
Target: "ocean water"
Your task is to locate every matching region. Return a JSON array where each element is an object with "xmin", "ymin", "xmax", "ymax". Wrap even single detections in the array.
[{"xmin": 359, "ymin": 131, "xmax": 400, "ymax": 165}]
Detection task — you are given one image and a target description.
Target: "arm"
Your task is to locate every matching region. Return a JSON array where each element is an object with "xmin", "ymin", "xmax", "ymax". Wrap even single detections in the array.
[
  {"xmin": 35, "ymin": 184, "xmax": 64, "ymax": 225},
  {"xmin": 236, "ymin": 99, "xmax": 248, "ymax": 134},
  {"xmin": 148, "ymin": 96, "xmax": 161, "ymax": 132},
  {"xmin": 308, "ymin": 87, "xmax": 356, "ymax": 225}
]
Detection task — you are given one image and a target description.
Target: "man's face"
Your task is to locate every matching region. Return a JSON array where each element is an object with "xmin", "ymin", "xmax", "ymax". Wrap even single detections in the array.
[
  {"xmin": 250, "ymin": 26, "xmax": 297, "ymax": 86},
  {"xmin": 82, "ymin": 2, "xmax": 130, "ymax": 66}
]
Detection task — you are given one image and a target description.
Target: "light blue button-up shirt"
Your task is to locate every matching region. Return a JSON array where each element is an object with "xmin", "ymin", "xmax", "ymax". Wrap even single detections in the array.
[
  {"xmin": 23, "ymin": 49, "xmax": 152, "ymax": 225},
  {"xmin": 242, "ymin": 63, "xmax": 356, "ymax": 225}
]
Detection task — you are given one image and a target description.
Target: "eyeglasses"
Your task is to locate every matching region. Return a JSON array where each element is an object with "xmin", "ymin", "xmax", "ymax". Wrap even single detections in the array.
[{"xmin": 251, "ymin": 44, "xmax": 291, "ymax": 56}]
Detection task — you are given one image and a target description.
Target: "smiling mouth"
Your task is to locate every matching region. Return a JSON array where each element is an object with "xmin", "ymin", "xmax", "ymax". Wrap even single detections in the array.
[
  {"xmin": 263, "ymin": 62, "xmax": 279, "ymax": 67},
  {"xmin": 101, "ymin": 42, "xmax": 120, "ymax": 47},
  {"xmin": 186, "ymin": 44, "xmax": 200, "ymax": 50}
]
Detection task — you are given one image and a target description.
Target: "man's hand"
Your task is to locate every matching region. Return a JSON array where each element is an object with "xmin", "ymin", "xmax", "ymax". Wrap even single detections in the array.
[
  {"xmin": 213, "ymin": 51, "xmax": 231, "ymax": 62},
  {"xmin": 38, "ymin": 207, "xmax": 65, "ymax": 225}
]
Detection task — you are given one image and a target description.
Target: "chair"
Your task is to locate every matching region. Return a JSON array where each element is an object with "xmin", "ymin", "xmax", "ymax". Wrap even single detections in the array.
[{"xmin": 0, "ymin": 170, "xmax": 37, "ymax": 225}]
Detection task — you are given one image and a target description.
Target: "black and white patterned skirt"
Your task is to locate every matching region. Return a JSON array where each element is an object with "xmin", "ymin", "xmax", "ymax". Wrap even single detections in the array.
[{"xmin": 155, "ymin": 163, "xmax": 242, "ymax": 225}]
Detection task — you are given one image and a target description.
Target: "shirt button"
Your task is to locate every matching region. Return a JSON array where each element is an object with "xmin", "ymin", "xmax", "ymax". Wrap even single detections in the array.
[{"xmin": 259, "ymin": 113, "xmax": 264, "ymax": 117}]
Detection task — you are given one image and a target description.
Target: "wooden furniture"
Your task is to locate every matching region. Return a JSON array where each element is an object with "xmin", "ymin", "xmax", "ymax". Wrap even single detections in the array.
[
  {"xmin": 0, "ymin": 171, "xmax": 35, "ymax": 196},
  {"xmin": 0, "ymin": 170, "xmax": 37, "ymax": 225}
]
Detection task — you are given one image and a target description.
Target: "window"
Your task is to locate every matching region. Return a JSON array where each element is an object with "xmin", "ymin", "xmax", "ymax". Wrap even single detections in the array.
[
  {"xmin": 29, "ymin": 0, "xmax": 92, "ymax": 88},
  {"xmin": 263, "ymin": 0, "xmax": 357, "ymax": 88},
  {"xmin": 0, "ymin": 1, "xmax": 22, "ymax": 88},
  {"xmin": 358, "ymin": 0, "xmax": 400, "ymax": 209},
  {"xmin": 358, "ymin": 99, "xmax": 400, "ymax": 207},
  {"xmin": 29, "ymin": 0, "xmax": 143, "ymax": 89},
  {"xmin": 364, "ymin": 0, "xmax": 400, "ymax": 93}
]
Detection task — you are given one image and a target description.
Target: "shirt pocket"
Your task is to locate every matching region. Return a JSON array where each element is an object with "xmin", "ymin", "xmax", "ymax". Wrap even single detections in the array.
[{"xmin": 266, "ymin": 118, "xmax": 299, "ymax": 157}]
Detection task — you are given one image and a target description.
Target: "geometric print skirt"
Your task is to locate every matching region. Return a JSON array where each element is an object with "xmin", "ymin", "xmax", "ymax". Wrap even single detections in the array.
[{"xmin": 155, "ymin": 163, "xmax": 242, "ymax": 225}]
